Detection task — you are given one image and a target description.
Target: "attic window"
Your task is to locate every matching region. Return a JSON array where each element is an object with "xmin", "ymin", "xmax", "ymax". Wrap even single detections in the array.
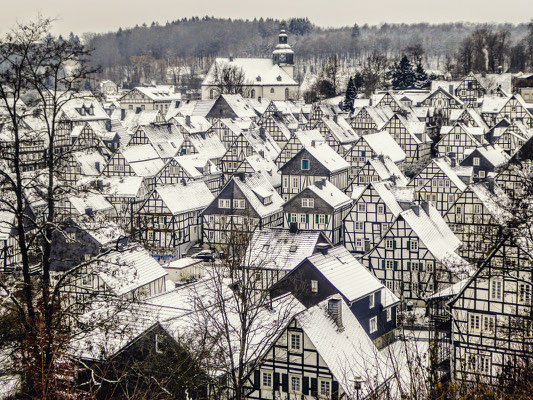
[
  {"xmin": 276, "ymin": 75, "xmax": 282, "ymax": 82},
  {"xmin": 301, "ymin": 159, "xmax": 310, "ymax": 170},
  {"xmin": 263, "ymin": 244, "xmax": 270, "ymax": 251},
  {"xmin": 263, "ymin": 195, "xmax": 272, "ymax": 205},
  {"xmin": 289, "ymin": 245, "xmax": 298, "ymax": 253}
]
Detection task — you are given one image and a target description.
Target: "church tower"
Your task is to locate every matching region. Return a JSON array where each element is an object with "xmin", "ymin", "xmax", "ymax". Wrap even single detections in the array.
[{"xmin": 272, "ymin": 21, "xmax": 294, "ymax": 78}]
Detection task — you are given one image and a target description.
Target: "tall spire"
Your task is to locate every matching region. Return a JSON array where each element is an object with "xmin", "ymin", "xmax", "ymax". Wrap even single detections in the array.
[{"xmin": 273, "ymin": 20, "xmax": 294, "ymax": 67}]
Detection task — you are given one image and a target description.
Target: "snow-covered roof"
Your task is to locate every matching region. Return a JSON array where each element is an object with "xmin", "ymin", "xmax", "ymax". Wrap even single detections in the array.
[
  {"xmin": 102, "ymin": 176, "xmax": 145, "ymax": 197},
  {"xmin": 188, "ymin": 131, "xmax": 227, "ymax": 159},
  {"xmin": 245, "ymin": 227, "xmax": 328, "ymax": 271},
  {"xmin": 362, "ymin": 130, "xmax": 406, "ymax": 163},
  {"xmin": 203, "ymin": 58, "xmax": 298, "ymax": 87},
  {"xmin": 129, "ymin": 85, "xmax": 181, "ymax": 102},
  {"xmin": 372, "ymin": 182, "xmax": 415, "ymax": 217},
  {"xmin": 468, "ymin": 145, "xmax": 510, "ymax": 168},
  {"xmin": 73, "ymin": 151, "xmax": 107, "ymax": 177},
  {"xmin": 242, "ymin": 128, "xmax": 281, "ymax": 161},
  {"xmin": 481, "ymin": 95, "xmax": 508, "ymax": 114},
  {"xmin": 69, "ymin": 193, "xmax": 113, "ymax": 215},
  {"xmin": 121, "ymin": 144, "xmax": 165, "ymax": 177},
  {"xmin": 96, "ymin": 246, "xmax": 168, "ymax": 296},
  {"xmin": 367, "ymin": 156, "xmax": 409, "ymax": 186},
  {"xmin": 300, "ymin": 141, "xmax": 349, "ymax": 173},
  {"xmin": 307, "ymin": 179, "xmax": 352, "ymax": 209},
  {"xmin": 243, "ymin": 154, "xmax": 281, "ymax": 188},
  {"xmin": 155, "ymin": 181, "xmax": 214, "ymax": 215},
  {"xmin": 296, "ymin": 297, "xmax": 393, "ymax": 398},
  {"xmin": 309, "ymin": 246, "xmax": 396, "ymax": 304},
  {"xmin": 214, "ymin": 94, "xmax": 259, "ymax": 119},
  {"xmin": 399, "ymin": 203, "xmax": 473, "ymax": 277},
  {"xmin": 320, "ymin": 116, "xmax": 359, "ymax": 146},
  {"xmin": 234, "ymin": 172, "xmax": 284, "ymax": 218},
  {"xmin": 172, "ymin": 115, "xmax": 212, "ymax": 134}
]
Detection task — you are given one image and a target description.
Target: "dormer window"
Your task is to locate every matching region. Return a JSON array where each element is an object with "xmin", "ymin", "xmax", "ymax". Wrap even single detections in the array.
[
  {"xmin": 301, "ymin": 159, "xmax": 309, "ymax": 170},
  {"xmin": 263, "ymin": 195, "xmax": 272, "ymax": 205},
  {"xmin": 276, "ymin": 75, "xmax": 282, "ymax": 82}
]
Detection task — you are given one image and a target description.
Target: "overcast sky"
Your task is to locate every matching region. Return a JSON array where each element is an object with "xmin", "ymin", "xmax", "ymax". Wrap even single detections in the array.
[{"xmin": 2, "ymin": 0, "xmax": 532, "ymax": 35}]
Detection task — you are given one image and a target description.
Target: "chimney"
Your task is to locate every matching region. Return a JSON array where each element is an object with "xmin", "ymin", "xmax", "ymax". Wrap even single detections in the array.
[
  {"xmin": 95, "ymin": 161, "xmax": 100, "ymax": 173},
  {"xmin": 289, "ymin": 222, "xmax": 298, "ymax": 234},
  {"xmin": 449, "ymin": 84, "xmax": 454, "ymax": 94},
  {"xmin": 449, "ymin": 157, "xmax": 456, "ymax": 167},
  {"xmin": 421, "ymin": 201, "xmax": 430, "ymax": 215},
  {"xmin": 311, "ymin": 140, "xmax": 316, "ymax": 147},
  {"xmin": 96, "ymin": 179, "xmax": 103, "ymax": 191},
  {"xmin": 105, "ymin": 119, "xmax": 112, "ymax": 131},
  {"xmin": 487, "ymin": 176, "xmax": 495, "ymax": 193},
  {"xmin": 229, "ymin": 55, "xmax": 234, "ymax": 62},
  {"xmin": 327, "ymin": 298, "xmax": 343, "ymax": 329},
  {"xmin": 258, "ymin": 150, "xmax": 265, "ymax": 158},
  {"xmin": 185, "ymin": 115, "xmax": 191, "ymax": 126},
  {"xmin": 121, "ymin": 108, "xmax": 126, "ymax": 120},
  {"xmin": 316, "ymin": 243, "xmax": 329, "ymax": 255},
  {"xmin": 85, "ymin": 207, "xmax": 93, "ymax": 217},
  {"xmin": 333, "ymin": 115, "xmax": 338, "ymax": 123}
]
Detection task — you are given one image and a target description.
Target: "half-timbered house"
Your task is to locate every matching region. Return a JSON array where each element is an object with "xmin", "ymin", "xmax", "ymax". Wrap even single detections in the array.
[
  {"xmin": 455, "ymin": 72, "xmax": 486, "ymax": 107},
  {"xmin": 245, "ymin": 296, "xmax": 393, "ymax": 400},
  {"xmin": 346, "ymin": 155, "xmax": 409, "ymax": 195},
  {"xmin": 313, "ymin": 115, "xmax": 359, "ymax": 155},
  {"xmin": 283, "ymin": 179, "xmax": 352, "ymax": 245},
  {"xmin": 363, "ymin": 201, "xmax": 473, "ymax": 306},
  {"xmin": 205, "ymin": 94, "xmax": 259, "ymax": 121},
  {"xmin": 155, "ymin": 155, "xmax": 222, "ymax": 194},
  {"xmin": 449, "ymin": 235, "xmax": 533, "ymax": 386},
  {"xmin": 279, "ymin": 140, "xmax": 349, "ymax": 201},
  {"xmin": 201, "ymin": 172, "xmax": 284, "ymax": 248},
  {"xmin": 408, "ymin": 157, "xmax": 468, "ymax": 214},
  {"xmin": 349, "ymin": 106, "xmax": 392, "ymax": 135},
  {"xmin": 343, "ymin": 130, "xmax": 406, "ymax": 181},
  {"xmin": 118, "ymin": 85, "xmax": 181, "ymax": 114},
  {"xmin": 461, "ymin": 145, "xmax": 509, "ymax": 182},
  {"xmin": 137, "ymin": 181, "xmax": 214, "ymax": 260},
  {"xmin": 344, "ymin": 181, "xmax": 415, "ymax": 253},
  {"xmin": 274, "ymin": 129, "xmax": 322, "ymax": 168},
  {"xmin": 127, "ymin": 124, "xmax": 183, "ymax": 161},
  {"xmin": 211, "ymin": 117, "xmax": 256, "ymax": 149},
  {"xmin": 436, "ymin": 123, "xmax": 485, "ymax": 163},
  {"xmin": 382, "ymin": 113, "xmax": 432, "ymax": 164}
]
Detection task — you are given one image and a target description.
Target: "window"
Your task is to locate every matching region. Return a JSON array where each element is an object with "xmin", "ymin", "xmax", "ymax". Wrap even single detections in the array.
[
  {"xmin": 300, "ymin": 213, "xmax": 306, "ymax": 223},
  {"xmin": 385, "ymin": 260, "xmax": 394, "ymax": 270},
  {"xmin": 290, "ymin": 376, "xmax": 301, "ymax": 392},
  {"xmin": 209, "ymin": 89, "xmax": 214, "ymax": 99},
  {"xmin": 155, "ymin": 334, "xmax": 164, "ymax": 354},
  {"xmin": 473, "ymin": 157, "xmax": 480, "ymax": 166},
  {"xmin": 262, "ymin": 371, "xmax": 272, "ymax": 388},
  {"xmin": 233, "ymin": 199, "xmax": 245, "ymax": 209},
  {"xmin": 483, "ymin": 315, "xmax": 495, "ymax": 332},
  {"xmin": 318, "ymin": 214, "xmax": 326, "ymax": 224},
  {"xmin": 301, "ymin": 159, "xmax": 310, "ymax": 170},
  {"xmin": 473, "ymin": 204, "xmax": 482, "ymax": 214},
  {"xmin": 355, "ymin": 221, "xmax": 364, "ymax": 231},
  {"xmin": 270, "ymin": 88, "xmax": 275, "ymax": 94},
  {"xmin": 311, "ymin": 280, "xmax": 318, "ymax": 293},
  {"xmin": 377, "ymin": 204, "xmax": 385, "ymax": 214},
  {"xmin": 289, "ymin": 333, "xmax": 301, "ymax": 351},
  {"xmin": 301, "ymin": 198, "xmax": 314, "ymax": 208},
  {"xmin": 386, "ymin": 308, "xmax": 392, "ymax": 321},
  {"xmin": 385, "ymin": 239, "xmax": 395, "ymax": 250},
  {"xmin": 283, "ymin": 176, "xmax": 289, "ymax": 188},
  {"xmin": 369, "ymin": 316, "xmax": 377, "ymax": 333},
  {"xmin": 292, "ymin": 177, "xmax": 298, "ymax": 187},
  {"xmin": 218, "ymin": 199, "xmax": 231, "ymax": 208},
  {"xmin": 250, "ymin": 89, "xmax": 255, "ymax": 98},
  {"xmin": 356, "ymin": 238, "xmax": 363, "ymax": 248},
  {"xmin": 479, "ymin": 170, "xmax": 485, "ymax": 178},
  {"xmin": 490, "ymin": 279, "xmax": 503, "ymax": 300},
  {"xmin": 320, "ymin": 380, "xmax": 331, "ymax": 396},
  {"xmin": 369, "ymin": 292, "xmax": 375, "ymax": 308},
  {"xmin": 409, "ymin": 239, "xmax": 418, "ymax": 251},
  {"xmin": 519, "ymin": 283, "xmax": 532, "ymax": 304},
  {"xmin": 285, "ymin": 88, "xmax": 289, "ymax": 100},
  {"xmin": 469, "ymin": 313, "xmax": 481, "ymax": 332},
  {"xmin": 358, "ymin": 203, "xmax": 366, "ymax": 212}
]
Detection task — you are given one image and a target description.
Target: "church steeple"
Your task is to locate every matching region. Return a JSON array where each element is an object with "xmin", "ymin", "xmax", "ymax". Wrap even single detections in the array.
[{"xmin": 272, "ymin": 21, "xmax": 294, "ymax": 72}]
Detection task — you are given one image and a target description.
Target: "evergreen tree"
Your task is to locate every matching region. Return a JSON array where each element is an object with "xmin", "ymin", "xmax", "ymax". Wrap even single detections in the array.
[
  {"xmin": 343, "ymin": 76, "xmax": 357, "ymax": 112},
  {"xmin": 390, "ymin": 55, "xmax": 416, "ymax": 90},
  {"xmin": 414, "ymin": 62, "xmax": 429, "ymax": 88}
]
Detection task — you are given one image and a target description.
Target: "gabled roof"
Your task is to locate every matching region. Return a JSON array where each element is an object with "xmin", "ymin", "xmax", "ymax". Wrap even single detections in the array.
[
  {"xmin": 306, "ymin": 246, "xmax": 395, "ymax": 304},
  {"xmin": 399, "ymin": 203, "xmax": 473, "ymax": 276},
  {"xmin": 367, "ymin": 156, "xmax": 409, "ymax": 186},
  {"xmin": 95, "ymin": 246, "xmax": 168, "ymax": 296},
  {"xmin": 432, "ymin": 157, "xmax": 468, "ymax": 191},
  {"xmin": 121, "ymin": 144, "xmax": 165, "ymax": 177},
  {"xmin": 463, "ymin": 144, "xmax": 510, "ymax": 168},
  {"xmin": 245, "ymin": 227, "xmax": 330, "ymax": 271},
  {"xmin": 361, "ymin": 130, "xmax": 406, "ymax": 163},
  {"xmin": 154, "ymin": 181, "xmax": 214, "ymax": 215},
  {"xmin": 188, "ymin": 131, "xmax": 227, "ymax": 159},
  {"xmin": 126, "ymin": 85, "xmax": 181, "ymax": 102},
  {"xmin": 172, "ymin": 115, "xmax": 212, "ymax": 134},
  {"xmin": 102, "ymin": 176, "xmax": 145, "ymax": 197},
  {"xmin": 372, "ymin": 181, "xmax": 415, "ymax": 217},
  {"xmin": 296, "ymin": 297, "xmax": 393, "ymax": 399},
  {"xmin": 203, "ymin": 58, "xmax": 298, "ymax": 87},
  {"xmin": 233, "ymin": 172, "xmax": 284, "ymax": 218},
  {"xmin": 320, "ymin": 116, "xmax": 359, "ymax": 146},
  {"xmin": 306, "ymin": 179, "xmax": 352, "ymax": 209}
]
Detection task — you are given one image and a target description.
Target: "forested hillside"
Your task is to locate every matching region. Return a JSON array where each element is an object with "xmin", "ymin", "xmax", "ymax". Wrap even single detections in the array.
[{"xmin": 82, "ymin": 16, "xmax": 533, "ymax": 86}]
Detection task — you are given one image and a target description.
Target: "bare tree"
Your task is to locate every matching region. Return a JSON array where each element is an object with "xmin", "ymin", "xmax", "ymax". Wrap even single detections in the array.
[
  {"xmin": 361, "ymin": 52, "xmax": 389, "ymax": 98},
  {"xmin": 209, "ymin": 60, "xmax": 250, "ymax": 97},
  {"xmin": 0, "ymin": 18, "xmax": 130, "ymax": 399}
]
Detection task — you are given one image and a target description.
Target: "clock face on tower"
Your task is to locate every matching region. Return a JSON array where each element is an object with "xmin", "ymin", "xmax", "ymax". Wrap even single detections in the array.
[{"xmin": 279, "ymin": 53, "xmax": 286, "ymax": 63}]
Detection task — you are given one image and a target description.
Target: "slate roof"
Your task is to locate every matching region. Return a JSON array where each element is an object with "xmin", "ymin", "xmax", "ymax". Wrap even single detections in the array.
[{"xmin": 155, "ymin": 181, "xmax": 214, "ymax": 215}]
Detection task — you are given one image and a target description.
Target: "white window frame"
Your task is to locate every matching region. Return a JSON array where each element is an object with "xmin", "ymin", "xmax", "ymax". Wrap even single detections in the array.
[
  {"xmin": 290, "ymin": 375, "xmax": 301, "ymax": 393},
  {"xmin": 386, "ymin": 307, "xmax": 392, "ymax": 322},
  {"xmin": 385, "ymin": 239, "xmax": 394, "ymax": 250},
  {"xmin": 358, "ymin": 203, "xmax": 366, "ymax": 212},
  {"xmin": 261, "ymin": 370, "xmax": 273, "ymax": 388},
  {"xmin": 369, "ymin": 292, "xmax": 375, "ymax": 308},
  {"xmin": 473, "ymin": 157, "xmax": 480, "ymax": 166},
  {"xmin": 410, "ymin": 239, "xmax": 418, "ymax": 251},
  {"xmin": 155, "ymin": 333, "xmax": 164, "ymax": 354},
  {"xmin": 490, "ymin": 279, "xmax": 503, "ymax": 300},
  {"xmin": 218, "ymin": 199, "xmax": 231, "ymax": 209},
  {"xmin": 289, "ymin": 332, "xmax": 302, "ymax": 352},
  {"xmin": 369, "ymin": 316, "xmax": 377, "ymax": 333},
  {"xmin": 301, "ymin": 198, "xmax": 315, "ymax": 208},
  {"xmin": 519, "ymin": 283, "xmax": 532, "ymax": 305},
  {"xmin": 319, "ymin": 379, "xmax": 331, "ymax": 397}
]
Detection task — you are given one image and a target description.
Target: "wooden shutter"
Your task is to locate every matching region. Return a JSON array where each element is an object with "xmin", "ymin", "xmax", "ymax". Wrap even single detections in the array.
[
  {"xmin": 394, "ymin": 261, "xmax": 398, "ymax": 270},
  {"xmin": 303, "ymin": 376, "xmax": 310, "ymax": 395},
  {"xmin": 316, "ymin": 214, "xmax": 319, "ymax": 224},
  {"xmin": 287, "ymin": 213, "xmax": 291, "ymax": 223},
  {"xmin": 306, "ymin": 214, "xmax": 309, "ymax": 224},
  {"xmin": 274, "ymin": 373, "xmax": 280, "ymax": 390},
  {"xmin": 332, "ymin": 381, "xmax": 339, "ymax": 400},
  {"xmin": 382, "ymin": 259, "xmax": 385, "ymax": 269},
  {"xmin": 325, "ymin": 215, "xmax": 329, "ymax": 224},
  {"xmin": 407, "ymin": 240, "xmax": 411, "ymax": 250},
  {"xmin": 282, "ymin": 373, "xmax": 288, "ymax": 392},
  {"xmin": 253, "ymin": 370, "xmax": 260, "ymax": 389},
  {"xmin": 310, "ymin": 378, "xmax": 318, "ymax": 397},
  {"xmin": 393, "ymin": 239, "xmax": 397, "ymax": 249}
]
